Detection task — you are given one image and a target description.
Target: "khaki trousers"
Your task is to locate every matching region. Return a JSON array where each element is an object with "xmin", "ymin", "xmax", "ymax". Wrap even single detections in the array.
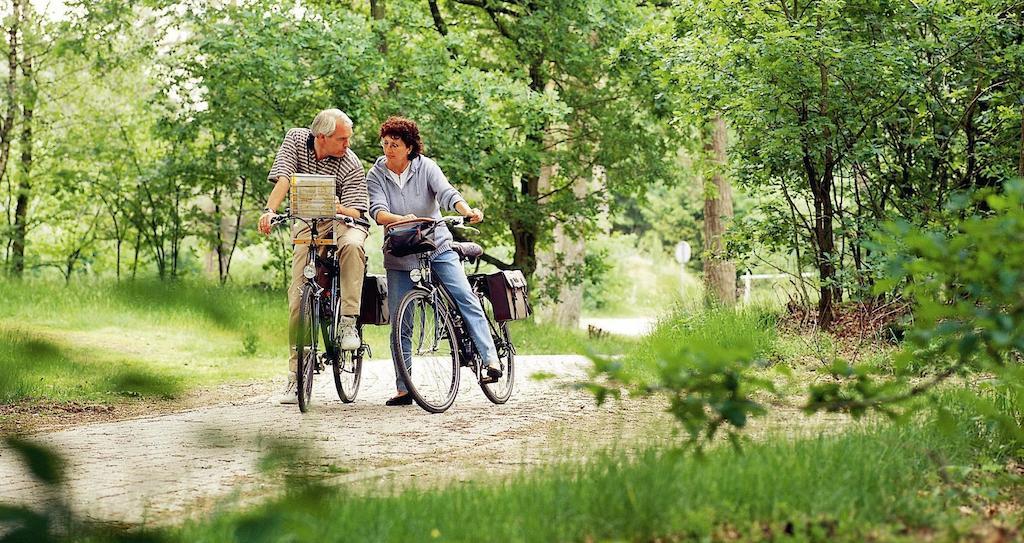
[{"xmin": 288, "ymin": 221, "xmax": 367, "ymax": 372}]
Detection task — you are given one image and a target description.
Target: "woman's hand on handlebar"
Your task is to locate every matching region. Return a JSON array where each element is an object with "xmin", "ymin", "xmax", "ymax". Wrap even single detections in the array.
[{"xmin": 464, "ymin": 207, "xmax": 484, "ymax": 224}]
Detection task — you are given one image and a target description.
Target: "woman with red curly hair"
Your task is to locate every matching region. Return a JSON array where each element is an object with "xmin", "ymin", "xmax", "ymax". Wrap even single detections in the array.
[{"xmin": 366, "ymin": 116, "xmax": 500, "ymax": 406}]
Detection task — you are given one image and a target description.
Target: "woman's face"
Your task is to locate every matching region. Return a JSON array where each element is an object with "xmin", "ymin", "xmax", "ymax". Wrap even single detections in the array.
[{"xmin": 381, "ymin": 135, "xmax": 411, "ymax": 162}]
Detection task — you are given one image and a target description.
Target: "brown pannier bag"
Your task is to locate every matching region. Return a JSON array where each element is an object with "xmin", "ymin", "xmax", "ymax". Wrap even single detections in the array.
[
  {"xmin": 358, "ymin": 274, "xmax": 389, "ymax": 325},
  {"xmin": 484, "ymin": 270, "xmax": 531, "ymax": 321}
]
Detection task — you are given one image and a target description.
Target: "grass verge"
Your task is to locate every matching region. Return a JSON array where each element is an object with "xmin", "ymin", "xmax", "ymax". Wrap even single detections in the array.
[
  {"xmin": 168, "ymin": 405, "xmax": 1014, "ymax": 542},
  {"xmin": 0, "ymin": 279, "xmax": 630, "ymax": 404}
]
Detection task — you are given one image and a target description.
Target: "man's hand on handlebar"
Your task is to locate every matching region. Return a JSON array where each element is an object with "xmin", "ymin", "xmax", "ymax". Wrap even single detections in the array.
[
  {"xmin": 258, "ymin": 211, "xmax": 277, "ymax": 235},
  {"xmin": 259, "ymin": 211, "xmax": 369, "ymax": 234}
]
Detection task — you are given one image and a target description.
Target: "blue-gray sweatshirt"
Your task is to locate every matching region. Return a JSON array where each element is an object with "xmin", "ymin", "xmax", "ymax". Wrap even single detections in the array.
[{"xmin": 366, "ymin": 155, "xmax": 467, "ymax": 271}]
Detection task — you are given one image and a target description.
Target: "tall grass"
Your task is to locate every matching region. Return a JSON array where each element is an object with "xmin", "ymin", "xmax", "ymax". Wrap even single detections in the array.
[
  {"xmin": 623, "ymin": 304, "xmax": 780, "ymax": 383},
  {"xmin": 175, "ymin": 412, "xmax": 990, "ymax": 543}
]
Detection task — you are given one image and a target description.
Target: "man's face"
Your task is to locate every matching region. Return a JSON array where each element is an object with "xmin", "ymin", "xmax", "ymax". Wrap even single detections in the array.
[{"xmin": 317, "ymin": 123, "xmax": 353, "ymax": 157}]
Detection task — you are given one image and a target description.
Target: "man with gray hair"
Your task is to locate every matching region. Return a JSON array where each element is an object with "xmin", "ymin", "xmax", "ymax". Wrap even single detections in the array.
[{"xmin": 258, "ymin": 109, "xmax": 369, "ymax": 404}]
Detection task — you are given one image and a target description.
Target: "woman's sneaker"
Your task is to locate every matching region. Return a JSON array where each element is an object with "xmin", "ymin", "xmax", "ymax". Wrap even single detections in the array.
[{"xmin": 482, "ymin": 357, "xmax": 502, "ymax": 383}]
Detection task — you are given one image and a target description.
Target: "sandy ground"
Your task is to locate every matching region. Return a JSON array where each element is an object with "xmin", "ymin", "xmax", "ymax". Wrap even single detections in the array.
[{"xmin": 0, "ymin": 355, "xmax": 675, "ymax": 525}]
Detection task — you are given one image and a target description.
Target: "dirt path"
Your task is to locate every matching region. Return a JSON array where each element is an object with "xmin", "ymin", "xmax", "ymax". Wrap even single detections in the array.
[{"xmin": 0, "ymin": 355, "xmax": 672, "ymax": 525}]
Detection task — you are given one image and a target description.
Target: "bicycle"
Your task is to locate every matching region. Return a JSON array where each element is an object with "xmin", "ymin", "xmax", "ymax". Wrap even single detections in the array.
[
  {"xmin": 386, "ymin": 216, "xmax": 516, "ymax": 413},
  {"xmin": 271, "ymin": 211, "xmax": 373, "ymax": 413}
]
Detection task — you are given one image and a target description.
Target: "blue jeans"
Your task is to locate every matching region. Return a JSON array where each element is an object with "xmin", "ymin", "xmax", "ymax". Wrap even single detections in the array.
[{"xmin": 387, "ymin": 249, "xmax": 498, "ymax": 393}]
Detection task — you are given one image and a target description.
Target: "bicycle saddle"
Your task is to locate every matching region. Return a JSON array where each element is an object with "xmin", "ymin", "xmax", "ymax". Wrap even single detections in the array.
[{"xmin": 450, "ymin": 241, "xmax": 483, "ymax": 261}]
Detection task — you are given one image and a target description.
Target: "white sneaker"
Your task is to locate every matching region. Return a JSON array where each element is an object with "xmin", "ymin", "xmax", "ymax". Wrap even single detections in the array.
[
  {"xmin": 339, "ymin": 316, "xmax": 360, "ymax": 351},
  {"xmin": 274, "ymin": 376, "xmax": 298, "ymax": 405}
]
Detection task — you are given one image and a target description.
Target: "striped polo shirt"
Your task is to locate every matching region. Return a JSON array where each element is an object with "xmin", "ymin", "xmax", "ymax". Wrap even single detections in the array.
[{"xmin": 267, "ymin": 127, "xmax": 368, "ymax": 215}]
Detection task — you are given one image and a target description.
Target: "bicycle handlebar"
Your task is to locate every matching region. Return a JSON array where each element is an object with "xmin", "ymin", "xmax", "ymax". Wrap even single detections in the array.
[
  {"xmin": 385, "ymin": 215, "xmax": 479, "ymax": 235},
  {"xmin": 269, "ymin": 212, "xmax": 371, "ymax": 230}
]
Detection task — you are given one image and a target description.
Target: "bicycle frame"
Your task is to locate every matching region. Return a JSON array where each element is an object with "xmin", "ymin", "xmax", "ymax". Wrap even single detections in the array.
[
  {"xmin": 405, "ymin": 244, "xmax": 504, "ymax": 371},
  {"xmin": 273, "ymin": 211, "xmax": 371, "ymax": 361}
]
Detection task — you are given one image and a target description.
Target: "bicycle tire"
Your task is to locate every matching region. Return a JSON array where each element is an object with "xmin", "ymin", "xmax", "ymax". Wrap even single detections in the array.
[
  {"xmin": 477, "ymin": 295, "xmax": 515, "ymax": 404},
  {"xmin": 334, "ymin": 346, "xmax": 363, "ymax": 403},
  {"xmin": 296, "ymin": 284, "xmax": 318, "ymax": 413},
  {"xmin": 391, "ymin": 289, "xmax": 460, "ymax": 413}
]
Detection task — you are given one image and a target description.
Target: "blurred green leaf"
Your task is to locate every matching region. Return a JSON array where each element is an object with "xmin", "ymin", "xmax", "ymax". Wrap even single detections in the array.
[{"xmin": 3, "ymin": 437, "xmax": 65, "ymax": 486}]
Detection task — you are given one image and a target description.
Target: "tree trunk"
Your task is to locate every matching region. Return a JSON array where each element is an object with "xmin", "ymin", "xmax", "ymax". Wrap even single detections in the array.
[
  {"xmin": 816, "ymin": 60, "xmax": 840, "ymax": 328},
  {"xmin": 131, "ymin": 225, "xmax": 141, "ymax": 279},
  {"xmin": 701, "ymin": 115, "xmax": 735, "ymax": 307},
  {"xmin": 534, "ymin": 135, "xmax": 590, "ymax": 329},
  {"xmin": 0, "ymin": 0, "xmax": 20, "ymax": 273},
  {"xmin": 222, "ymin": 175, "xmax": 247, "ymax": 284},
  {"xmin": 11, "ymin": 46, "xmax": 33, "ymax": 279},
  {"xmin": 171, "ymin": 184, "xmax": 181, "ymax": 277},
  {"xmin": 508, "ymin": 59, "xmax": 545, "ymax": 279},
  {"xmin": 543, "ymin": 176, "xmax": 588, "ymax": 328},
  {"xmin": 370, "ymin": 0, "xmax": 386, "ymax": 55},
  {"xmin": 812, "ymin": 174, "xmax": 838, "ymax": 329},
  {"xmin": 1018, "ymin": 103, "xmax": 1023, "ymax": 177}
]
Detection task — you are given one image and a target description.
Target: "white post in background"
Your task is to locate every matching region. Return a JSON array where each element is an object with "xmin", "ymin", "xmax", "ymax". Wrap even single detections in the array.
[
  {"xmin": 740, "ymin": 271, "xmax": 815, "ymax": 305},
  {"xmin": 674, "ymin": 241, "xmax": 692, "ymax": 297}
]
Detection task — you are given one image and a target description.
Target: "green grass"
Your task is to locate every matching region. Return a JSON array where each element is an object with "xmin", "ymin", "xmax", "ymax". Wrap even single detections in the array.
[
  {"xmin": 170, "ymin": 410, "xmax": 1004, "ymax": 543},
  {"xmin": 0, "ymin": 328, "xmax": 183, "ymax": 402},
  {"xmin": 0, "ymin": 279, "xmax": 626, "ymax": 403},
  {"xmin": 0, "ymin": 279, "xmax": 289, "ymax": 403},
  {"xmin": 622, "ymin": 304, "xmax": 780, "ymax": 383}
]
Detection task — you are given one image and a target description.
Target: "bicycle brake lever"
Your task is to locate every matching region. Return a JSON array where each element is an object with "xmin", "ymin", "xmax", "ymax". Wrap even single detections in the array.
[{"xmin": 336, "ymin": 214, "xmax": 371, "ymax": 229}]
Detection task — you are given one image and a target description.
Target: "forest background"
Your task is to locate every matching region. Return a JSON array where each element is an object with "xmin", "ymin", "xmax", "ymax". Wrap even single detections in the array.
[
  {"xmin": 1, "ymin": 0, "xmax": 1021, "ymax": 328},
  {"xmin": 1, "ymin": 1, "xmax": 1024, "ymax": 541}
]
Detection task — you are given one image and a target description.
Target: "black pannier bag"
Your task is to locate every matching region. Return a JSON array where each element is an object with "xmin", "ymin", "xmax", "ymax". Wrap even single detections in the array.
[
  {"xmin": 484, "ymin": 270, "xmax": 531, "ymax": 321},
  {"xmin": 358, "ymin": 274, "xmax": 389, "ymax": 325},
  {"xmin": 383, "ymin": 222, "xmax": 437, "ymax": 257}
]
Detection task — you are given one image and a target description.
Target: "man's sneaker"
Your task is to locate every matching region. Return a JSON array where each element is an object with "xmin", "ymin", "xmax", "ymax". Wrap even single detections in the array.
[
  {"xmin": 482, "ymin": 356, "xmax": 502, "ymax": 383},
  {"xmin": 274, "ymin": 375, "xmax": 298, "ymax": 405},
  {"xmin": 339, "ymin": 316, "xmax": 360, "ymax": 351}
]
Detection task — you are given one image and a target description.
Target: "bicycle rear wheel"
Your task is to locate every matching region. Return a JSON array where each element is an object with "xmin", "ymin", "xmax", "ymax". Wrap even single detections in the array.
[
  {"xmin": 391, "ymin": 289, "xmax": 460, "ymax": 413},
  {"xmin": 478, "ymin": 295, "xmax": 515, "ymax": 404},
  {"xmin": 295, "ymin": 284, "xmax": 318, "ymax": 413},
  {"xmin": 334, "ymin": 346, "xmax": 363, "ymax": 403}
]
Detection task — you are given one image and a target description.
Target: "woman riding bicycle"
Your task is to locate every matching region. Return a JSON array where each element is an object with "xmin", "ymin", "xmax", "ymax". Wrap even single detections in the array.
[{"xmin": 366, "ymin": 116, "xmax": 501, "ymax": 406}]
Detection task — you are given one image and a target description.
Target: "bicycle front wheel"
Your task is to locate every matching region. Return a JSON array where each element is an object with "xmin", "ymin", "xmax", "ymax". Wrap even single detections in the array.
[
  {"xmin": 334, "ymin": 347, "xmax": 363, "ymax": 403},
  {"xmin": 295, "ymin": 284, "xmax": 318, "ymax": 413},
  {"xmin": 391, "ymin": 289, "xmax": 460, "ymax": 413},
  {"xmin": 478, "ymin": 295, "xmax": 515, "ymax": 404}
]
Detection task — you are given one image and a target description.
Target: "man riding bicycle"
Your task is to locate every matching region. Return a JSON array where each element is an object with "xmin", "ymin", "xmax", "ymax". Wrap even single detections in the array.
[{"xmin": 257, "ymin": 109, "xmax": 369, "ymax": 405}]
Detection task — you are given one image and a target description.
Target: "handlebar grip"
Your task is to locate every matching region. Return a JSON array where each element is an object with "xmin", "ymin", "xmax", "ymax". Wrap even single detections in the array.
[{"xmin": 335, "ymin": 214, "xmax": 372, "ymax": 229}]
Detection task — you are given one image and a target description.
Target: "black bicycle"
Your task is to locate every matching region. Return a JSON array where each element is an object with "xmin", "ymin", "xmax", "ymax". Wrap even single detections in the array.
[
  {"xmin": 386, "ymin": 216, "xmax": 516, "ymax": 413},
  {"xmin": 271, "ymin": 212, "xmax": 372, "ymax": 412}
]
